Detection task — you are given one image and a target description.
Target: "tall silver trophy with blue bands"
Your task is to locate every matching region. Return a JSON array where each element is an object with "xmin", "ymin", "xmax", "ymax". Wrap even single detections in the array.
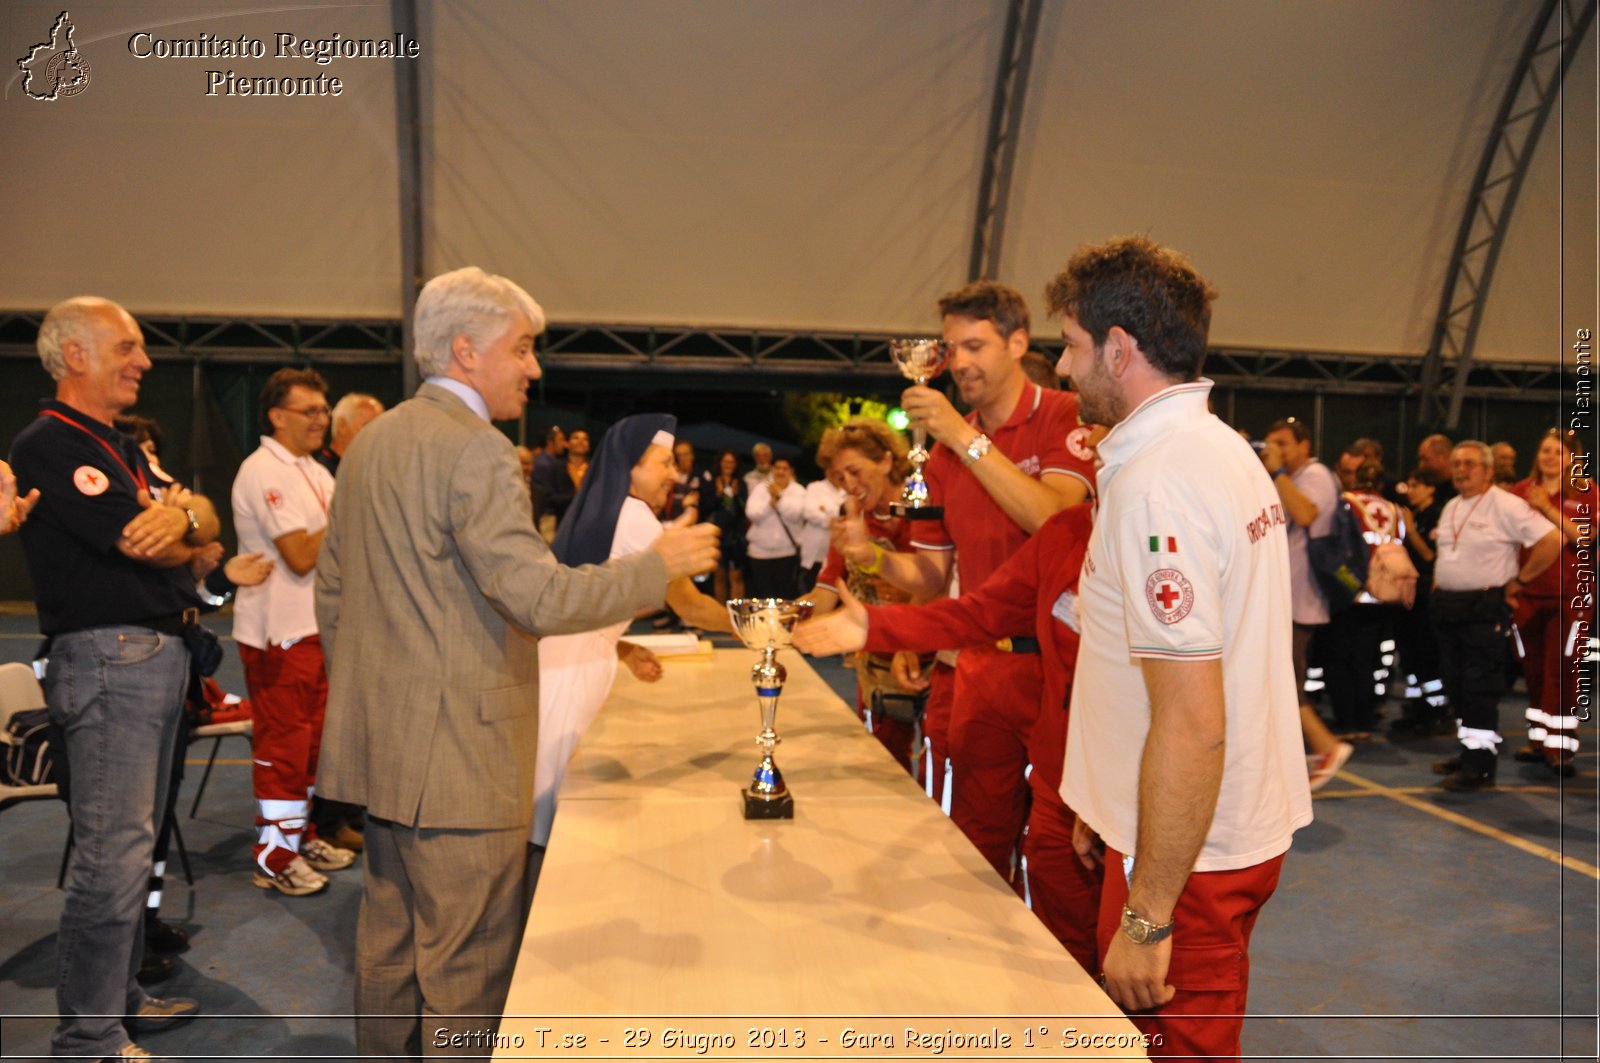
[{"xmin": 727, "ymin": 598, "xmax": 814, "ymax": 819}]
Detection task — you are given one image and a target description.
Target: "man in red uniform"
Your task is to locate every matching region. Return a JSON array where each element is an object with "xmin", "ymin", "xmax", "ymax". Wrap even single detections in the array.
[
  {"xmin": 797, "ymin": 504, "xmax": 1102, "ymax": 970},
  {"xmin": 862, "ymin": 281, "xmax": 1094, "ymax": 885}
]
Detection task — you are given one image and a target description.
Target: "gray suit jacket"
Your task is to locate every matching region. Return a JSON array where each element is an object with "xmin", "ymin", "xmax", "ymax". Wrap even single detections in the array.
[{"xmin": 314, "ymin": 383, "xmax": 668, "ymax": 830}]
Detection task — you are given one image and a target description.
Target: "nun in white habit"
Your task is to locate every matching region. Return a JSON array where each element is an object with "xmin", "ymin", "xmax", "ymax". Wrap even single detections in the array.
[{"xmin": 532, "ymin": 414, "xmax": 732, "ymax": 847}]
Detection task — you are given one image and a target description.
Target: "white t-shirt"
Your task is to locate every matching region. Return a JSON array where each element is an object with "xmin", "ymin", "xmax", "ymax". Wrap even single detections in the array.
[
  {"xmin": 799, "ymin": 478, "xmax": 847, "ymax": 569},
  {"xmin": 1064, "ymin": 381, "xmax": 1313, "ymax": 872},
  {"xmin": 231, "ymin": 436, "xmax": 335, "ymax": 649},
  {"xmin": 1285, "ymin": 459, "xmax": 1339, "ymax": 625},
  {"xmin": 1434, "ymin": 486, "xmax": 1555, "ymax": 591},
  {"xmin": 744, "ymin": 480, "xmax": 806, "ymax": 560}
]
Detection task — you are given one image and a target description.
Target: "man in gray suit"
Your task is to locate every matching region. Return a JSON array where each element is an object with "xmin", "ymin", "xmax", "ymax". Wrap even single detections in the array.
[{"xmin": 314, "ymin": 266, "xmax": 718, "ymax": 1057}]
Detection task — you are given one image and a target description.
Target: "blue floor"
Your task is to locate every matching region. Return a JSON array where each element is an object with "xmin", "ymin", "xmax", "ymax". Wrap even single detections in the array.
[{"xmin": 1, "ymin": 606, "xmax": 1596, "ymax": 1061}]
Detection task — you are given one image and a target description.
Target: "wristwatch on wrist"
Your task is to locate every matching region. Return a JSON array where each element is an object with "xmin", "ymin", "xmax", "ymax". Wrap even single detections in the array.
[
  {"xmin": 963, "ymin": 433, "xmax": 993, "ymax": 466},
  {"xmin": 1119, "ymin": 905, "xmax": 1174, "ymax": 945},
  {"xmin": 182, "ymin": 506, "xmax": 201, "ymax": 544}
]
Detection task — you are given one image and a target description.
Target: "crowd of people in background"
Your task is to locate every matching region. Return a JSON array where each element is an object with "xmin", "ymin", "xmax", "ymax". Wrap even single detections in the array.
[{"xmin": 3, "ymin": 243, "xmax": 1590, "ymax": 1062}]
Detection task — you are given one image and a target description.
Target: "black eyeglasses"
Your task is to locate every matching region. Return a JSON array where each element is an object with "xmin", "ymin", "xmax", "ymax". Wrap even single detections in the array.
[{"xmin": 278, "ymin": 405, "xmax": 332, "ymax": 420}]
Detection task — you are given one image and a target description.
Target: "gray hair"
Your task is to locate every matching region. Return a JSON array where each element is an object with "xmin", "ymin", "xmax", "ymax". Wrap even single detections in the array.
[
  {"xmin": 37, "ymin": 296, "xmax": 122, "ymax": 381},
  {"xmin": 412, "ymin": 267, "xmax": 546, "ymax": 378},
  {"xmin": 1451, "ymin": 440, "xmax": 1494, "ymax": 468},
  {"xmin": 331, "ymin": 392, "xmax": 382, "ymax": 433}
]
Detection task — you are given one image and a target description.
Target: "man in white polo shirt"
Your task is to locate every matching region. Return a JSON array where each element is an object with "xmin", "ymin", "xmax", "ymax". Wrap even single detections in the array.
[
  {"xmin": 233, "ymin": 367, "xmax": 354, "ymax": 895},
  {"xmin": 1049, "ymin": 236, "xmax": 1312, "ymax": 1059},
  {"xmin": 1430, "ymin": 440, "xmax": 1559, "ymax": 791}
]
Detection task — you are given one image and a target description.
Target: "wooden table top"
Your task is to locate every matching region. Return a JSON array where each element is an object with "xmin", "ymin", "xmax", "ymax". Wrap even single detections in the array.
[{"xmin": 496, "ymin": 648, "xmax": 1146, "ymax": 1061}]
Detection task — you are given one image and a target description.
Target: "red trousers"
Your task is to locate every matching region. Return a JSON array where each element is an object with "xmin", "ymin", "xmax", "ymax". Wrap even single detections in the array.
[
  {"xmin": 1515, "ymin": 594, "xmax": 1592, "ymax": 762},
  {"xmin": 1097, "ymin": 846, "xmax": 1284, "ymax": 1061},
  {"xmin": 950, "ymin": 647, "xmax": 1043, "ymax": 885},
  {"xmin": 1021, "ymin": 775, "xmax": 1101, "ymax": 972},
  {"xmin": 924, "ymin": 661, "xmax": 955, "ymax": 808},
  {"xmin": 239, "ymin": 636, "xmax": 329, "ymax": 870}
]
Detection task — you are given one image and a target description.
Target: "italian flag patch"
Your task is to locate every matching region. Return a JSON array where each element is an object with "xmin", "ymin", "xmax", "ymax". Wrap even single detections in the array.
[{"xmin": 1148, "ymin": 535, "xmax": 1178, "ymax": 554}]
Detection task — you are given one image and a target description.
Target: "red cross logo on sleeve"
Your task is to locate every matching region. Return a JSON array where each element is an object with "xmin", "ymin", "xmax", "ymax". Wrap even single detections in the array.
[
  {"xmin": 72, "ymin": 465, "xmax": 109, "ymax": 496},
  {"xmin": 265, "ymin": 489, "xmax": 284, "ymax": 510},
  {"xmin": 1145, "ymin": 568, "xmax": 1195, "ymax": 624},
  {"xmin": 1369, "ymin": 505, "xmax": 1391, "ymax": 533}
]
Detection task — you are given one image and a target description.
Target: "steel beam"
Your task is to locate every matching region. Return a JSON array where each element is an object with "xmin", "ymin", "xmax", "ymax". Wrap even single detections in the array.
[
  {"xmin": 1418, "ymin": 0, "xmax": 1596, "ymax": 428},
  {"xmin": 967, "ymin": 0, "xmax": 1044, "ymax": 282},
  {"xmin": 393, "ymin": 0, "xmax": 425, "ymax": 396}
]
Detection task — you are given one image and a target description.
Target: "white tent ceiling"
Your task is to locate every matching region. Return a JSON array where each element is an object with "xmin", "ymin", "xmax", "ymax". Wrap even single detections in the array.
[{"xmin": 2, "ymin": 0, "xmax": 1593, "ymax": 364}]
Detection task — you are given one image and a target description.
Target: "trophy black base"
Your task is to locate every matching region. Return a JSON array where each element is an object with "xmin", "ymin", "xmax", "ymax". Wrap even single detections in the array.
[
  {"xmin": 890, "ymin": 503, "xmax": 944, "ymax": 521},
  {"xmin": 742, "ymin": 789, "xmax": 795, "ymax": 819}
]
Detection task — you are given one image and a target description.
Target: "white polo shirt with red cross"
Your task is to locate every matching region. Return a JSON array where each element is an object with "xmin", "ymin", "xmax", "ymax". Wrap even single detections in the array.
[
  {"xmin": 1064, "ymin": 380, "xmax": 1312, "ymax": 872},
  {"xmin": 231, "ymin": 435, "xmax": 335, "ymax": 650}
]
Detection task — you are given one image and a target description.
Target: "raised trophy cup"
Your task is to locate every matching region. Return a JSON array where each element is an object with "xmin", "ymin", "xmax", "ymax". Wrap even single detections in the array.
[
  {"xmin": 727, "ymin": 598, "xmax": 814, "ymax": 819},
  {"xmin": 888, "ymin": 338, "xmax": 951, "ymax": 519}
]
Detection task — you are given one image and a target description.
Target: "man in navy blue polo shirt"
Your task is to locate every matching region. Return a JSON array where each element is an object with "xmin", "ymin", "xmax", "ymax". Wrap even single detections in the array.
[{"xmin": 10, "ymin": 296, "xmax": 215, "ymax": 1061}]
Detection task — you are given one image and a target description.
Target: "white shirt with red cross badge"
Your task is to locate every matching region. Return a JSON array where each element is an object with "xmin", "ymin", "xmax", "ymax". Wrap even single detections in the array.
[
  {"xmin": 1064, "ymin": 380, "xmax": 1312, "ymax": 872},
  {"xmin": 231, "ymin": 435, "xmax": 335, "ymax": 650}
]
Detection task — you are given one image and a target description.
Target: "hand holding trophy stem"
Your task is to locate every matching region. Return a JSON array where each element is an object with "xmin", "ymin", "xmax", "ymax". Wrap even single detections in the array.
[{"xmin": 888, "ymin": 338, "xmax": 950, "ymax": 520}]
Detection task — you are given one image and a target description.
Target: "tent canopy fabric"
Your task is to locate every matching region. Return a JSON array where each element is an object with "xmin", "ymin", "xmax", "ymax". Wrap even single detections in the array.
[{"xmin": 2, "ymin": 1, "xmax": 1592, "ymax": 364}]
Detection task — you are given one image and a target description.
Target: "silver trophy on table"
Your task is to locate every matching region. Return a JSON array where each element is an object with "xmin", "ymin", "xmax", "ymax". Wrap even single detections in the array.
[
  {"xmin": 727, "ymin": 598, "xmax": 814, "ymax": 819},
  {"xmin": 888, "ymin": 338, "xmax": 951, "ymax": 519}
]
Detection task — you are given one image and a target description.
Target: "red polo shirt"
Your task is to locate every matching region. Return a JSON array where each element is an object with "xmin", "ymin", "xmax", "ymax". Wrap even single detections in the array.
[{"xmin": 910, "ymin": 382, "xmax": 1094, "ymax": 591}]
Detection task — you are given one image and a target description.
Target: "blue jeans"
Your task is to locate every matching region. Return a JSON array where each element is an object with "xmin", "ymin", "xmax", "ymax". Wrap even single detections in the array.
[{"xmin": 45, "ymin": 626, "xmax": 189, "ymax": 1058}]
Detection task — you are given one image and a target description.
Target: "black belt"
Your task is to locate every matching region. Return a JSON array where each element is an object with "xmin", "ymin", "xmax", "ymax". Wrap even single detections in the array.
[
  {"xmin": 138, "ymin": 608, "xmax": 200, "ymax": 637},
  {"xmin": 995, "ymin": 636, "xmax": 1040, "ymax": 654}
]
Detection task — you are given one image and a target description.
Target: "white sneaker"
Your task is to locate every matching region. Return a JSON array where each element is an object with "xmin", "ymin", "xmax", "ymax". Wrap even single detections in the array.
[{"xmin": 252, "ymin": 854, "xmax": 329, "ymax": 896}]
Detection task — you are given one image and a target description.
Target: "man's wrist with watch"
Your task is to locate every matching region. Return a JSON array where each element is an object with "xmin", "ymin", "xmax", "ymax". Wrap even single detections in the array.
[
  {"xmin": 181, "ymin": 506, "xmax": 202, "ymax": 544},
  {"xmin": 1118, "ymin": 903, "xmax": 1175, "ymax": 945},
  {"xmin": 960, "ymin": 432, "xmax": 992, "ymax": 467}
]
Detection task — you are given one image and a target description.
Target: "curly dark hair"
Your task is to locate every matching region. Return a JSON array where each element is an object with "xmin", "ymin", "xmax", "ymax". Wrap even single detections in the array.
[{"xmin": 1045, "ymin": 236, "xmax": 1217, "ymax": 381}]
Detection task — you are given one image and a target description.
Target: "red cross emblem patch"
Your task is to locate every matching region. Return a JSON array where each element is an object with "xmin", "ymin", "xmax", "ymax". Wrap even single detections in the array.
[
  {"xmin": 72, "ymin": 465, "xmax": 109, "ymax": 496},
  {"xmin": 264, "ymin": 489, "xmax": 284, "ymax": 510},
  {"xmin": 1145, "ymin": 568, "xmax": 1195, "ymax": 625},
  {"xmin": 1066, "ymin": 424, "xmax": 1096, "ymax": 463}
]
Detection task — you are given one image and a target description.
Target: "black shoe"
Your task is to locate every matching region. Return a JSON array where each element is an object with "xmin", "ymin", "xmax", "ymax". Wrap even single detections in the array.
[
  {"xmin": 135, "ymin": 952, "xmax": 175, "ymax": 985},
  {"xmin": 144, "ymin": 916, "xmax": 190, "ymax": 954},
  {"xmin": 1512, "ymin": 743, "xmax": 1545, "ymax": 763},
  {"xmin": 1432, "ymin": 755, "xmax": 1461, "ymax": 775},
  {"xmin": 1439, "ymin": 768, "xmax": 1496, "ymax": 792},
  {"xmin": 1552, "ymin": 759, "xmax": 1577, "ymax": 779}
]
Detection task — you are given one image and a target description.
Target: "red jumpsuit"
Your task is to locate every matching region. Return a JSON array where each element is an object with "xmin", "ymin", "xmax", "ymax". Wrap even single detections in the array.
[
  {"xmin": 867, "ymin": 504, "xmax": 1101, "ymax": 971},
  {"xmin": 910, "ymin": 385, "xmax": 1095, "ymax": 883},
  {"xmin": 1510, "ymin": 477, "xmax": 1595, "ymax": 767}
]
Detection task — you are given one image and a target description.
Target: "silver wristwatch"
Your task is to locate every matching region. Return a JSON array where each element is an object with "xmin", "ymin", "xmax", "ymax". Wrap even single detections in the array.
[
  {"xmin": 963, "ymin": 433, "xmax": 992, "ymax": 466},
  {"xmin": 1119, "ymin": 905, "xmax": 1174, "ymax": 945}
]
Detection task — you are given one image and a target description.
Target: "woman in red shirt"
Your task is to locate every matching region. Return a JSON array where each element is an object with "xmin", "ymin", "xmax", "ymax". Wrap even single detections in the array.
[
  {"xmin": 1510, "ymin": 429, "xmax": 1595, "ymax": 776},
  {"xmin": 807, "ymin": 418, "xmax": 924, "ymax": 772}
]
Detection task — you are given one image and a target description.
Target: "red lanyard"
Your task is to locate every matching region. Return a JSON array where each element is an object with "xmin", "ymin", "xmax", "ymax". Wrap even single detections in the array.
[
  {"xmin": 40, "ymin": 408, "xmax": 149, "ymax": 494},
  {"xmin": 1447, "ymin": 491, "xmax": 1487, "ymax": 553},
  {"xmin": 293, "ymin": 463, "xmax": 328, "ymax": 516}
]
